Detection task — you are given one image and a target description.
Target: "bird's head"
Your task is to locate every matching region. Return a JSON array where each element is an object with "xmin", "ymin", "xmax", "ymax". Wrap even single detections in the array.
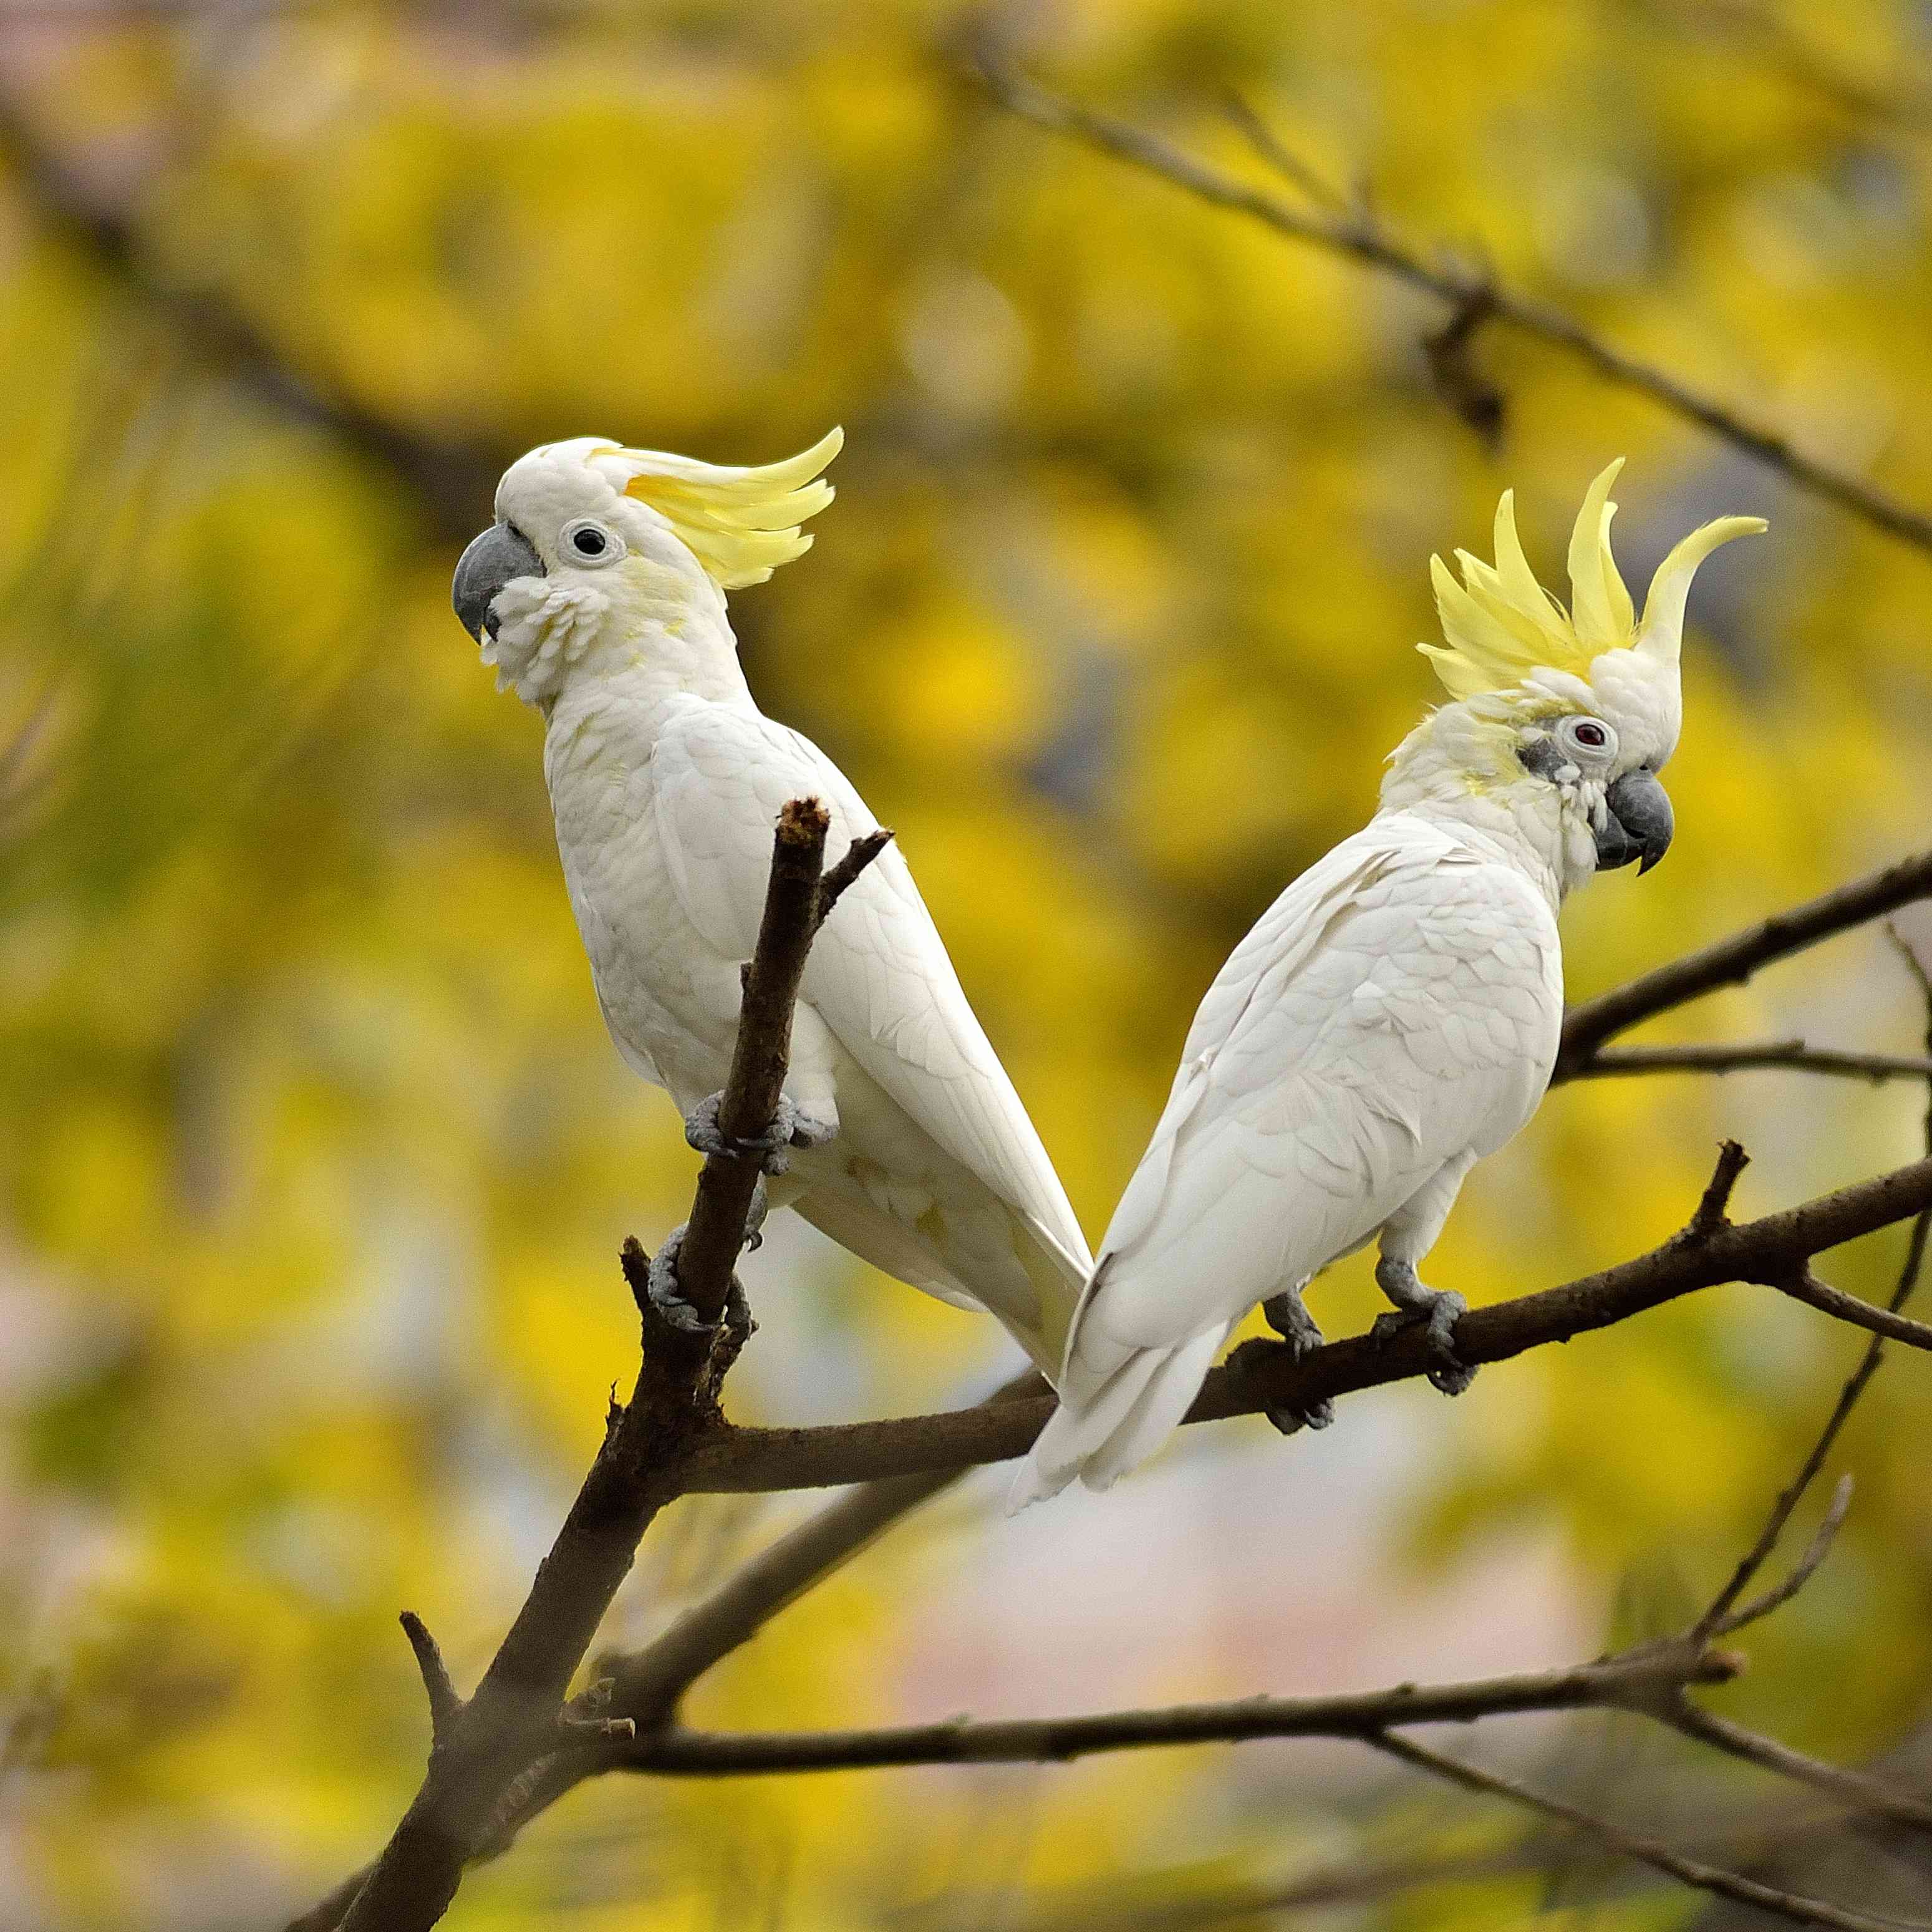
[
  {"xmin": 452, "ymin": 428, "xmax": 842, "ymax": 705},
  {"xmin": 1386, "ymin": 461, "xmax": 1765, "ymax": 890}
]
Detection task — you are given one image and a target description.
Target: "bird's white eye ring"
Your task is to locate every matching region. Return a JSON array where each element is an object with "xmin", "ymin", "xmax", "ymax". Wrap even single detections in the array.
[
  {"xmin": 561, "ymin": 518, "xmax": 622, "ymax": 567},
  {"xmin": 1558, "ymin": 715, "xmax": 1617, "ymax": 759}
]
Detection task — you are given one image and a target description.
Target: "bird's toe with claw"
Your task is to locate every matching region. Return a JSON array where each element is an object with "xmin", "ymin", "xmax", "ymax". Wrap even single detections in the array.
[
  {"xmin": 644, "ymin": 1227, "xmax": 710, "ymax": 1335},
  {"xmin": 683, "ymin": 1092, "xmax": 832, "ymax": 1175},
  {"xmin": 644, "ymin": 1226, "xmax": 750, "ymax": 1337},
  {"xmin": 1260, "ymin": 1291, "xmax": 1336, "ymax": 1434},
  {"xmin": 1371, "ymin": 1261, "xmax": 1477, "ymax": 1396}
]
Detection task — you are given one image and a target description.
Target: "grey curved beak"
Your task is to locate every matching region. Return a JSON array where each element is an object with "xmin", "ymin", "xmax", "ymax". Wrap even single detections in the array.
[
  {"xmin": 1595, "ymin": 769, "xmax": 1674, "ymax": 875},
  {"xmin": 453, "ymin": 522, "xmax": 544, "ymax": 643}
]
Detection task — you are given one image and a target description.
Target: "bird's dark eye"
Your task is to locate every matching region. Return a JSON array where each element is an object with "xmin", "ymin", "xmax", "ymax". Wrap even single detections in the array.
[
  {"xmin": 1549, "ymin": 713, "xmax": 1620, "ymax": 766},
  {"xmin": 559, "ymin": 518, "xmax": 619, "ymax": 566}
]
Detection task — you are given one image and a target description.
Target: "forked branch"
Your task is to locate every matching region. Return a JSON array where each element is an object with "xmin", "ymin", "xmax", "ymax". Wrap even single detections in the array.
[
  {"xmin": 667, "ymin": 1146, "xmax": 1932, "ymax": 1493},
  {"xmin": 326, "ymin": 801, "xmax": 884, "ymax": 1932},
  {"xmin": 296, "ymin": 853, "xmax": 1932, "ymax": 1931}
]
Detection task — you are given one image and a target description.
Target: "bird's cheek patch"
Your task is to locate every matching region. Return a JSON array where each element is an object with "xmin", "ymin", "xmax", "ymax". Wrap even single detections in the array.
[{"xmin": 486, "ymin": 582, "xmax": 612, "ymax": 705}]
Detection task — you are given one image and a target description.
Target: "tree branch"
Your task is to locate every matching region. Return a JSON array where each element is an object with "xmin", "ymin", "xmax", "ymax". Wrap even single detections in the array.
[
  {"xmin": 815, "ymin": 828, "xmax": 895, "ymax": 925},
  {"xmin": 1555, "ymin": 849, "xmax": 1932, "ymax": 1073},
  {"xmin": 1689, "ymin": 1136, "xmax": 1751, "ymax": 1237},
  {"xmin": 594, "ymin": 1646, "xmax": 1736, "ymax": 1777},
  {"xmin": 1766, "ymin": 1271, "xmax": 1932, "ymax": 1350},
  {"xmin": 395, "ymin": 1373, "xmax": 1055, "ymax": 1879},
  {"xmin": 365, "ymin": 857, "xmax": 1932, "ymax": 1895},
  {"xmin": 1705, "ymin": 1473, "xmax": 1855, "ymax": 1642},
  {"xmin": 1572, "ymin": 1041, "xmax": 1932, "ymax": 1084},
  {"xmin": 324, "ymin": 800, "xmax": 874, "ymax": 1932},
  {"xmin": 1368, "ymin": 1731, "xmax": 1930, "ymax": 1932},
  {"xmin": 1691, "ymin": 935, "xmax": 1932, "ymax": 1640},
  {"xmin": 295, "ymin": 856, "xmax": 1932, "ymax": 1929},
  {"xmin": 1661, "ymin": 1697, "xmax": 1932, "ymax": 1838},
  {"xmin": 398, "ymin": 1613, "xmax": 463, "ymax": 1749},
  {"xmin": 606, "ymin": 1370, "xmax": 1042, "ymax": 1727},
  {"xmin": 667, "ymin": 1149, "xmax": 1932, "ymax": 1494},
  {"xmin": 966, "ymin": 49, "xmax": 1932, "ymax": 559},
  {"xmin": 671, "ymin": 799, "xmax": 841, "ymax": 1325},
  {"xmin": 298, "ymin": 1287, "xmax": 1926, "ymax": 1928},
  {"xmin": 0, "ymin": 89, "xmax": 500, "ymax": 538}
]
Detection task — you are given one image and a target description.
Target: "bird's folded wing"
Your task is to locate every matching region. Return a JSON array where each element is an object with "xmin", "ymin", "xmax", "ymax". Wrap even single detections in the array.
[
  {"xmin": 1084, "ymin": 821, "xmax": 1556, "ymax": 1347},
  {"xmin": 651, "ymin": 701, "xmax": 1092, "ymax": 1276},
  {"xmin": 1101, "ymin": 836, "xmax": 1399, "ymax": 1261}
]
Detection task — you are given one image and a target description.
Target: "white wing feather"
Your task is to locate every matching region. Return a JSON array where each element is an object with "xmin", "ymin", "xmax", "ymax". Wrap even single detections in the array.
[
  {"xmin": 1016, "ymin": 814, "xmax": 1560, "ymax": 1500},
  {"xmin": 650, "ymin": 700, "xmax": 1091, "ymax": 1286}
]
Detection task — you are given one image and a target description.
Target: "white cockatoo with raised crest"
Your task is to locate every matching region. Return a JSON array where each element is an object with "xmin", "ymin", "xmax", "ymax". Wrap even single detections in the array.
[
  {"xmin": 1013, "ymin": 462, "xmax": 1764, "ymax": 1505},
  {"xmin": 452, "ymin": 428, "xmax": 1091, "ymax": 1374}
]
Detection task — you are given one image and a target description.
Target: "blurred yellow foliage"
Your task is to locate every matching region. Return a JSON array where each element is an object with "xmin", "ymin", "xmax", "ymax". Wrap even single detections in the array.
[{"xmin": 4, "ymin": 1, "xmax": 1932, "ymax": 1926}]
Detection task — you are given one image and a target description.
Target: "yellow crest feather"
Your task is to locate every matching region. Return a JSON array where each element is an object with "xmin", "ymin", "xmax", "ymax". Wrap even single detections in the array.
[
  {"xmin": 618, "ymin": 426, "xmax": 844, "ymax": 589},
  {"xmin": 1418, "ymin": 460, "xmax": 1765, "ymax": 701}
]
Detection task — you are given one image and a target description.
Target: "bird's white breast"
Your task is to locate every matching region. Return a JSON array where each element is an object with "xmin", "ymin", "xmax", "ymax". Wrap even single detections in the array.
[{"xmin": 541, "ymin": 690, "xmax": 741, "ymax": 1102}]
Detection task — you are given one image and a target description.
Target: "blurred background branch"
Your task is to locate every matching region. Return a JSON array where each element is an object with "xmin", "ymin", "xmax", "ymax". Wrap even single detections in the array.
[
  {"xmin": 0, "ymin": 80, "xmax": 500, "ymax": 536},
  {"xmin": 968, "ymin": 41, "xmax": 1932, "ymax": 558},
  {"xmin": 7, "ymin": 6, "xmax": 1932, "ymax": 1931}
]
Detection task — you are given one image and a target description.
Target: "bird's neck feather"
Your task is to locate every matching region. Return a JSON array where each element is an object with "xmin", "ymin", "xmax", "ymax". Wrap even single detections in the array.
[
  {"xmin": 1378, "ymin": 702, "xmax": 1598, "ymax": 905},
  {"xmin": 490, "ymin": 569, "xmax": 753, "ymax": 717}
]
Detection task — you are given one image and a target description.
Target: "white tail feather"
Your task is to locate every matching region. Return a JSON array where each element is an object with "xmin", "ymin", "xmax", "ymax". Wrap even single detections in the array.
[
  {"xmin": 1080, "ymin": 1325, "xmax": 1229, "ymax": 1490},
  {"xmin": 1007, "ymin": 1322, "xmax": 1232, "ymax": 1510}
]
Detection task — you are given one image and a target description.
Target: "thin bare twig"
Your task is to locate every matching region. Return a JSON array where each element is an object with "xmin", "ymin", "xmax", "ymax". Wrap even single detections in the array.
[
  {"xmin": 1219, "ymin": 90, "xmax": 1353, "ymax": 212},
  {"xmin": 967, "ymin": 49, "xmax": 1932, "ymax": 558},
  {"xmin": 1689, "ymin": 1137, "xmax": 1751, "ymax": 1238},
  {"xmin": 1661, "ymin": 1698, "xmax": 1932, "ymax": 1837},
  {"xmin": 816, "ymin": 828, "xmax": 896, "ymax": 927},
  {"xmin": 1693, "ymin": 930, "xmax": 1932, "ymax": 1637},
  {"xmin": 1555, "ymin": 850, "xmax": 1932, "ymax": 1073},
  {"xmin": 1708, "ymin": 1472, "xmax": 1855, "ymax": 1641},
  {"xmin": 398, "ymin": 1613, "xmax": 463, "ymax": 1747},
  {"xmin": 1765, "ymin": 1273, "xmax": 1932, "ymax": 1351},
  {"xmin": 1369, "ymin": 1731, "xmax": 1932, "ymax": 1932},
  {"xmin": 593, "ymin": 1646, "xmax": 1735, "ymax": 1778},
  {"xmin": 1575, "ymin": 1041, "xmax": 1932, "ymax": 1084}
]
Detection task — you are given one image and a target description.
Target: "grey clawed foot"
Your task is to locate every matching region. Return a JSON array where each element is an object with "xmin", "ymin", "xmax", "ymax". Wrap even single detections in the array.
[
  {"xmin": 743, "ymin": 1173, "xmax": 769, "ymax": 1253},
  {"xmin": 645, "ymin": 1226, "xmax": 709, "ymax": 1335},
  {"xmin": 1260, "ymin": 1291, "xmax": 1335, "ymax": 1435},
  {"xmin": 785, "ymin": 1103, "xmax": 837, "ymax": 1151},
  {"xmin": 1370, "ymin": 1260, "xmax": 1477, "ymax": 1396},
  {"xmin": 644, "ymin": 1225, "xmax": 750, "ymax": 1337},
  {"xmin": 683, "ymin": 1092, "xmax": 836, "ymax": 1176}
]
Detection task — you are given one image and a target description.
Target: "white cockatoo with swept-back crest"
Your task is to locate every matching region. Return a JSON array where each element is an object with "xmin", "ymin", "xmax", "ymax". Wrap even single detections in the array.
[
  {"xmin": 1013, "ymin": 462, "xmax": 1764, "ymax": 1505},
  {"xmin": 452, "ymin": 429, "xmax": 1091, "ymax": 1374}
]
